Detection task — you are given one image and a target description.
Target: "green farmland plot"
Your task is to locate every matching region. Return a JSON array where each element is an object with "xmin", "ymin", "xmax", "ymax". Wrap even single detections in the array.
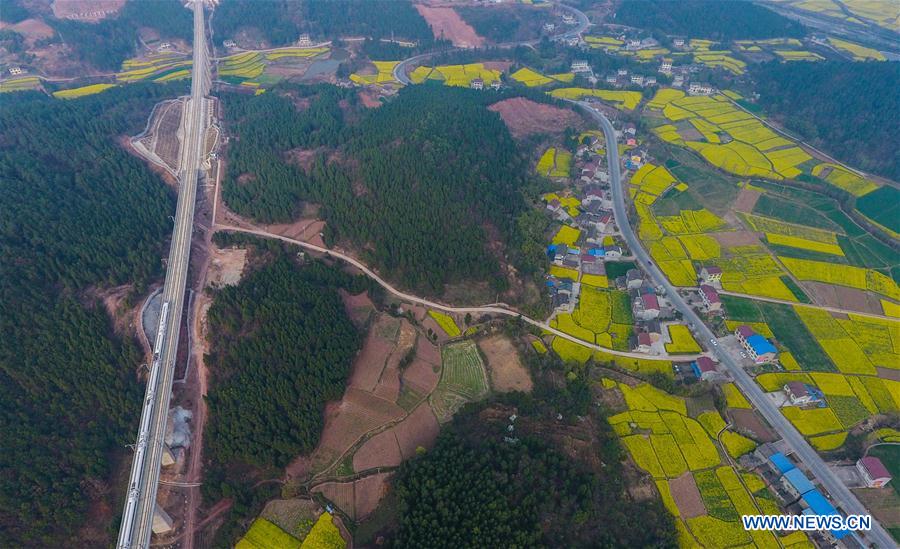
[{"xmin": 430, "ymin": 340, "xmax": 489, "ymax": 422}]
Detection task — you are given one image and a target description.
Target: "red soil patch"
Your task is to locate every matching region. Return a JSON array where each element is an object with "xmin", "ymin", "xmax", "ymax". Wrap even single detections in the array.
[
  {"xmin": 340, "ymin": 290, "xmax": 374, "ymax": 327},
  {"xmin": 9, "ymin": 18, "xmax": 54, "ymax": 43},
  {"xmin": 284, "ymin": 148, "xmax": 320, "ymax": 173},
  {"xmin": 713, "ymin": 230, "xmax": 762, "ymax": 248},
  {"xmin": 373, "ymin": 362, "xmax": 401, "ymax": 402},
  {"xmin": 312, "ymin": 482, "xmax": 356, "ymax": 519},
  {"xmin": 421, "ymin": 315, "xmax": 450, "ymax": 343},
  {"xmin": 669, "ymin": 473, "xmax": 706, "ymax": 519},
  {"xmin": 349, "ymin": 332, "xmax": 394, "ymax": 393},
  {"xmin": 414, "ymin": 5, "xmax": 485, "ymax": 47},
  {"xmin": 478, "ymin": 334, "xmax": 533, "ymax": 393},
  {"xmin": 488, "ymin": 97, "xmax": 583, "ymax": 140},
  {"xmin": 803, "ymin": 282, "xmax": 880, "ymax": 314},
  {"xmin": 733, "ymin": 187, "xmax": 762, "ymax": 213},
  {"xmin": 482, "ymin": 61, "xmax": 513, "ymax": 72},
  {"xmin": 415, "ymin": 337, "xmax": 441, "ymax": 366},
  {"xmin": 877, "ymin": 367, "xmax": 900, "ymax": 381},
  {"xmin": 353, "ymin": 430, "xmax": 402, "ymax": 472},
  {"xmin": 401, "ymin": 357, "xmax": 440, "ymax": 395},
  {"xmin": 358, "ymin": 91, "xmax": 382, "ymax": 108},
  {"xmin": 317, "ymin": 388, "xmax": 405, "ymax": 456},
  {"xmin": 730, "ymin": 409, "xmax": 777, "ymax": 442},
  {"xmin": 393, "ymin": 403, "xmax": 440, "ymax": 459},
  {"xmin": 354, "ymin": 473, "xmax": 393, "ymax": 521}
]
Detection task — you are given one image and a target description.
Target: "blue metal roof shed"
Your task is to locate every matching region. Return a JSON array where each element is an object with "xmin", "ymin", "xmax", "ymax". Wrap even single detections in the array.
[
  {"xmin": 783, "ymin": 468, "xmax": 816, "ymax": 496},
  {"xmin": 769, "ymin": 452, "xmax": 796, "ymax": 474},
  {"xmin": 801, "ymin": 490, "xmax": 850, "ymax": 540},
  {"xmin": 747, "ymin": 334, "xmax": 777, "ymax": 355}
]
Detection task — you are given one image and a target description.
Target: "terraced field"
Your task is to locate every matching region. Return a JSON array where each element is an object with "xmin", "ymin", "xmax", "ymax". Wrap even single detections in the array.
[
  {"xmin": 551, "ymin": 288, "xmax": 632, "ymax": 350},
  {"xmin": 431, "ymin": 340, "xmax": 489, "ymax": 421}
]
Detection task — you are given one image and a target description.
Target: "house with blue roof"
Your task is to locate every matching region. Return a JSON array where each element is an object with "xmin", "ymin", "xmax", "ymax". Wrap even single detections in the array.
[
  {"xmin": 769, "ymin": 452, "xmax": 796, "ymax": 475},
  {"xmin": 782, "ymin": 468, "xmax": 815, "ymax": 498},
  {"xmin": 735, "ymin": 325, "xmax": 778, "ymax": 364},
  {"xmin": 801, "ymin": 490, "xmax": 850, "ymax": 540}
]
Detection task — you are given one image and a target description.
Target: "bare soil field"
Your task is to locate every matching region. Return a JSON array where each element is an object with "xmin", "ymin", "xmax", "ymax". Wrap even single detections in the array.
[
  {"xmin": 414, "ymin": 5, "xmax": 484, "ymax": 48},
  {"xmin": 206, "ymin": 246, "xmax": 247, "ymax": 288},
  {"xmin": 733, "ymin": 187, "xmax": 762, "ymax": 213},
  {"xmin": 803, "ymin": 282, "xmax": 881, "ymax": 314},
  {"xmin": 877, "ymin": 367, "xmax": 900, "ymax": 381},
  {"xmin": 853, "ymin": 487, "xmax": 900, "ymax": 527},
  {"xmin": 352, "ymin": 429, "xmax": 402, "ymax": 472},
  {"xmin": 730, "ymin": 408, "xmax": 777, "ymax": 442},
  {"xmin": 8, "ymin": 18, "xmax": 54, "ymax": 44},
  {"xmin": 260, "ymin": 498, "xmax": 320, "ymax": 538},
  {"xmin": 52, "ymin": 0, "xmax": 124, "ymax": 20},
  {"xmin": 669, "ymin": 472, "xmax": 706, "ymax": 518},
  {"xmin": 354, "ymin": 472, "xmax": 393, "ymax": 521},
  {"xmin": 312, "ymin": 482, "xmax": 356, "ymax": 519},
  {"xmin": 713, "ymin": 230, "xmax": 762, "ymax": 248},
  {"xmin": 421, "ymin": 315, "xmax": 450, "ymax": 342},
  {"xmin": 488, "ymin": 97, "xmax": 583, "ymax": 140},
  {"xmin": 263, "ymin": 215, "xmax": 324, "ymax": 243},
  {"xmin": 393, "ymin": 402, "xmax": 440, "ymax": 458},
  {"xmin": 478, "ymin": 334, "xmax": 533, "ymax": 393},
  {"xmin": 401, "ymin": 357, "xmax": 440, "ymax": 396},
  {"xmin": 415, "ymin": 337, "xmax": 442, "ymax": 368}
]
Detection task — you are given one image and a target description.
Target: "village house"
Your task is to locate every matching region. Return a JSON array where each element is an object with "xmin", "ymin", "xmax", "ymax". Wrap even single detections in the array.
[
  {"xmin": 659, "ymin": 60, "xmax": 672, "ymax": 74},
  {"xmin": 561, "ymin": 13, "xmax": 575, "ymax": 25},
  {"xmin": 470, "ymin": 78, "xmax": 484, "ymax": 90},
  {"xmin": 626, "ymin": 269, "xmax": 643, "ymax": 290},
  {"xmin": 617, "ymin": 68, "xmax": 629, "ymax": 77},
  {"xmin": 783, "ymin": 381, "xmax": 824, "ymax": 406},
  {"xmin": 298, "ymin": 34, "xmax": 312, "ymax": 47},
  {"xmin": 688, "ymin": 82, "xmax": 714, "ymax": 96},
  {"xmin": 543, "ymin": 22, "xmax": 556, "ymax": 32},
  {"xmin": 635, "ymin": 292, "xmax": 661, "ymax": 320},
  {"xmin": 630, "ymin": 74, "xmax": 644, "ymax": 86},
  {"xmin": 604, "ymin": 245, "xmax": 623, "ymax": 258},
  {"xmin": 698, "ymin": 284, "xmax": 721, "ymax": 312},
  {"xmin": 781, "ymin": 468, "xmax": 816, "ymax": 498},
  {"xmin": 735, "ymin": 325, "xmax": 779, "ymax": 363},
  {"xmin": 856, "ymin": 457, "xmax": 892, "ymax": 488},
  {"xmin": 673, "ymin": 38, "xmax": 685, "ymax": 48},
  {"xmin": 699, "ymin": 265, "xmax": 723, "ymax": 285},
  {"xmin": 490, "ymin": 80, "xmax": 502, "ymax": 90},
  {"xmin": 623, "ymin": 123, "xmax": 637, "ymax": 136},
  {"xmin": 636, "ymin": 331, "xmax": 652, "ymax": 353},
  {"xmin": 605, "ymin": 74, "xmax": 619, "ymax": 85},
  {"xmin": 691, "ymin": 356, "xmax": 717, "ymax": 380},
  {"xmin": 672, "ymin": 74, "xmax": 684, "ymax": 88},
  {"xmin": 223, "ymin": 39, "xmax": 237, "ymax": 48},
  {"xmin": 645, "ymin": 75, "xmax": 657, "ymax": 86},
  {"xmin": 9, "ymin": 67, "xmax": 24, "ymax": 76},
  {"xmin": 581, "ymin": 254, "xmax": 606, "ymax": 275},
  {"xmin": 626, "ymin": 38, "xmax": 641, "ymax": 50},
  {"xmin": 571, "ymin": 60, "xmax": 591, "ymax": 73}
]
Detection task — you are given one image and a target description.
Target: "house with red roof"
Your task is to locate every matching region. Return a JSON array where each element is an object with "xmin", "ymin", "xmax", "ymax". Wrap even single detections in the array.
[
  {"xmin": 857, "ymin": 457, "xmax": 892, "ymax": 488},
  {"xmin": 698, "ymin": 284, "xmax": 721, "ymax": 312}
]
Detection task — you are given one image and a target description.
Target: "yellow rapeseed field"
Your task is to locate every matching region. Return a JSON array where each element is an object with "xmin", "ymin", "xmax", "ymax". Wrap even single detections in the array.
[{"xmin": 53, "ymin": 83, "xmax": 117, "ymax": 99}]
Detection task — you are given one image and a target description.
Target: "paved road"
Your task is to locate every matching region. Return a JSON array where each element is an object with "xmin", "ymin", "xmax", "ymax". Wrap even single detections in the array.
[
  {"xmin": 581, "ymin": 102, "xmax": 896, "ymax": 549},
  {"xmin": 216, "ymin": 223, "xmax": 696, "ymax": 362},
  {"xmin": 117, "ymin": 1, "xmax": 210, "ymax": 547},
  {"xmin": 393, "ymin": 1, "xmax": 589, "ymax": 84}
]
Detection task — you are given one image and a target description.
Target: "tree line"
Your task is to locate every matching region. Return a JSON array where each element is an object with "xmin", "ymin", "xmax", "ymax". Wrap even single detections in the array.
[
  {"xmin": 0, "ymin": 84, "xmax": 181, "ymax": 546},
  {"xmin": 213, "ymin": 0, "xmax": 434, "ymax": 47},
  {"xmin": 752, "ymin": 60, "xmax": 900, "ymax": 182},
  {"xmin": 614, "ymin": 0, "xmax": 805, "ymax": 41}
]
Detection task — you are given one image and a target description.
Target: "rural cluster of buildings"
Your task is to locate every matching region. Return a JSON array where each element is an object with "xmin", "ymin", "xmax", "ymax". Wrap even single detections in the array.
[{"xmin": 742, "ymin": 444, "xmax": 893, "ymax": 545}]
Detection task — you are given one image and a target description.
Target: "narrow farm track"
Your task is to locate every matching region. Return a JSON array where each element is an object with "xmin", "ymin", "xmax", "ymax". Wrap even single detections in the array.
[{"xmin": 214, "ymin": 223, "xmax": 692, "ymax": 361}]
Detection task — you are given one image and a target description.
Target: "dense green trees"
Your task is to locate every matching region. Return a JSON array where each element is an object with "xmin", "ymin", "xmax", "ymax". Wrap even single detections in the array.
[
  {"xmin": 50, "ymin": 0, "xmax": 192, "ymax": 70},
  {"xmin": 615, "ymin": 0, "xmax": 805, "ymax": 40},
  {"xmin": 392, "ymin": 401, "xmax": 677, "ymax": 547},
  {"xmin": 203, "ymin": 254, "xmax": 363, "ymax": 469},
  {"xmin": 0, "ymin": 85, "xmax": 180, "ymax": 546},
  {"xmin": 222, "ymin": 84, "xmax": 535, "ymax": 293},
  {"xmin": 752, "ymin": 60, "xmax": 900, "ymax": 181},
  {"xmin": 213, "ymin": 0, "xmax": 433, "ymax": 47}
]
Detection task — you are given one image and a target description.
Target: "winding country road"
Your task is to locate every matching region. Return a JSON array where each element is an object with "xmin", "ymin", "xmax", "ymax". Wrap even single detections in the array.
[
  {"xmin": 215, "ymin": 223, "xmax": 694, "ymax": 362},
  {"xmin": 579, "ymin": 102, "xmax": 896, "ymax": 549}
]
